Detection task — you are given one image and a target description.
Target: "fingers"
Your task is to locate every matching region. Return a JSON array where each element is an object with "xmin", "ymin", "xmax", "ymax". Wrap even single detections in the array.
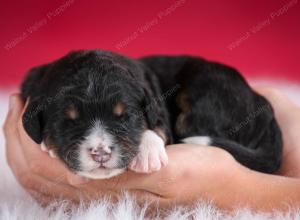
[
  {"xmin": 4, "ymin": 94, "xmax": 72, "ymax": 188},
  {"xmin": 3, "ymin": 95, "xmax": 235, "ymax": 206},
  {"xmin": 2, "ymin": 96, "xmax": 77, "ymax": 202},
  {"xmin": 4, "ymin": 94, "xmax": 29, "ymax": 172},
  {"xmin": 67, "ymin": 146, "xmax": 185, "ymax": 193},
  {"xmin": 3, "ymin": 94, "xmax": 24, "ymax": 139},
  {"xmin": 255, "ymin": 87, "xmax": 300, "ymax": 139},
  {"xmin": 25, "ymin": 174, "xmax": 81, "ymax": 201},
  {"xmin": 15, "ymin": 99, "xmax": 73, "ymax": 183},
  {"xmin": 256, "ymin": 87, "xmax": 299, "ymax": 112},
  {"xmin": 2, "ymin": 94, "xmax": 170, "ymax": 204}
]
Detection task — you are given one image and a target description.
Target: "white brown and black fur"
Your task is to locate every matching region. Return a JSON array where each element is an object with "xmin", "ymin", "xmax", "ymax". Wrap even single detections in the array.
[{"xmin": 21, "ymin": 50, "xmax": 282, "ymax": 179}]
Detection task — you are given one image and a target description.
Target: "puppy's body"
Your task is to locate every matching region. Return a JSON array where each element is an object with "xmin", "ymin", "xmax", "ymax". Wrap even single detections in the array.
[
  {"xmin": 21, "ymin": 50, "xmax": 282, "ymax": 179},
  {"xmin": 141, "ymin": 56, "xmax": 282, "ymax": 172}
]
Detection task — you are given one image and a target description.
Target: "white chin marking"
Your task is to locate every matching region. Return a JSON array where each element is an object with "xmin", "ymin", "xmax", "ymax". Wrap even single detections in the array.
[
  {"xmin": 181, "ymin": 136, "xmax": 212, "ymax": 146},
  {"xmin": 77, "ymin": 168, "xmax": 125, "ymax": 179},
  {"xmin": 129, "ymin": 129, "xmax": 168, "ymax": 173},
  {"xmin": 76, "ymin": 120, "xmax": 124, "ymax": 179}
]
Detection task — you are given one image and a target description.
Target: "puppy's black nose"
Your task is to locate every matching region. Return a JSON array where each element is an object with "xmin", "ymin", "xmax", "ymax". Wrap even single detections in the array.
[{"xmin": 90, "ymin": 146, "xmax": 111, "ymax": 163}]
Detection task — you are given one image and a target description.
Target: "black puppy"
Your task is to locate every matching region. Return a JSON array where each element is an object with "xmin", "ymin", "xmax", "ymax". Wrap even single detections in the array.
[{"xmin": 21, "ymin": 50, "xmax": 282, "ymax": 179}]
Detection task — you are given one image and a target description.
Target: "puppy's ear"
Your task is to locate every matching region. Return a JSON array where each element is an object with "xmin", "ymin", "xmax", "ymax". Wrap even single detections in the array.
[
  {"xmin": 22, "ymin": 98, "xmax": 44, "ymax": 144},
  {"xmin": 21, "ymin": 64, "xmax": 48, "ymax": 100},
  {"xmin": 21, "ymin": 64, "xmax": 49, "ymax": 144}
]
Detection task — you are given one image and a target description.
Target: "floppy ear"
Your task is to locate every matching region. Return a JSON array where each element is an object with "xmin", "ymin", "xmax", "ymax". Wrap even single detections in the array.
[
  {"xmin": 22, "ymin": 98, "xmax": 44, "ymax": 144},
  {"xmin": 21, "ymin": 64, "xmax": 49, "ymax": 144}
]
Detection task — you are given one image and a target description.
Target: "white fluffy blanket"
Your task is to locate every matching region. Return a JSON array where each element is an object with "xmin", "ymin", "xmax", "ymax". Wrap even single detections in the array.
[{"xmin": 1, "ymin": 80, "xmax": 300, "ymax": 220}]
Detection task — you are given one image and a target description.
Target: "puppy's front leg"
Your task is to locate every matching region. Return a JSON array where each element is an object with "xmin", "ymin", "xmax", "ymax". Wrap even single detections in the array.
[{"xmin": 129, "ymin": 130, "xmax": 168, "ymax": 173}]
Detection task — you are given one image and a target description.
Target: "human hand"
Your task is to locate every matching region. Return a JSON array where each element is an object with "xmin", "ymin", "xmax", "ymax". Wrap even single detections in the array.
[
  {"xmin": 4, "ymin": 94, "xmax": 241, "ymax": 207},
  {"xmin": 3, "ymin": 94, "xmax": 91, "ymax": 204},
  {"xmin": 256, "ymin": 88, "xmax": 300, "ymax": 178}
]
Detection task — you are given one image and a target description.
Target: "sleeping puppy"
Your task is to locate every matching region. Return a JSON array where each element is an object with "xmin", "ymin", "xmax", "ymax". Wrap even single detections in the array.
[
  {"xmin": 22, "ymin": 50, "xmax": 171, "ymax": 179},
  {"xmin": 21, "ymin": 50, "xmax": 282, "ymax": 179}
]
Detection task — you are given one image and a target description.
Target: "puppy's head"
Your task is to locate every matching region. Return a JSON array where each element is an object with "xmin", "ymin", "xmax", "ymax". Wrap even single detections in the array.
[{"xmin": 22, "ymin": 51, "xmax": 159, "ymax": 179}]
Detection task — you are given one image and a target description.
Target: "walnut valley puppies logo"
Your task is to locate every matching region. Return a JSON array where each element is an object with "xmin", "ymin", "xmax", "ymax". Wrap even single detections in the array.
[
  {"xmin": 110, "ymin": 84, "xmax": 181, "ymax": 136},
  {"xmin": 227, "ymin": 0, "xmax": 298, "ymax": 51},
  {"xmin": 23, "ymin": 83, "xmax": 181, "ymax": 136},
  {"xmin": 228, "ymin": 104, "xmax": 272, "ymax": 136},
  {"xmin": 134, "ymin": 84, "xmax": 181, "ymax": 118},
  {"xmin": 115, "ymin": 0, "xmax": 186, "ymax": 50},
  {"xmin": 144, "ymin": 84, "xmax": 181, "ymax": 114},
  {"xmin": 46, "ymin": 0, "xmax": 75, "ymax": 20},
  {"xmin": 23, "ymin": 87, "xmax": 70, "ymax": 123},
  {"xmin": 4, "ymin": 0, "xmax": 75, "ymax": 51}
]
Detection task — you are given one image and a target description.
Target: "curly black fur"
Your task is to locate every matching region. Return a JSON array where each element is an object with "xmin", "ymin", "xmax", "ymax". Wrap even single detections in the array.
[{"xmin": 21, "ymin": 50, "xmax": 282, "ymax": 173}]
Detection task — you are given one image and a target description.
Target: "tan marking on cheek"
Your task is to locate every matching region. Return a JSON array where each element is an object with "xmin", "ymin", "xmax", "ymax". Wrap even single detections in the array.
[
  {"xmin": 176, "ymin": 90, "xmax": 190, "ymax": 113},
  {"xmin": 66, "ymin": 104, "xmax": 79, "ymax": 119},
  {"xmin": 113, "ymin": 102, "xmax": 125, "ymax": 116}
]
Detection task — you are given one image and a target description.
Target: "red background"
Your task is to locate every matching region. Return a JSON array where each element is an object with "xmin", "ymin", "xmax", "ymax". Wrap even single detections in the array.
[{"xmin": 0, "ymin": 0, "xmax": 299, "ymax": 88}]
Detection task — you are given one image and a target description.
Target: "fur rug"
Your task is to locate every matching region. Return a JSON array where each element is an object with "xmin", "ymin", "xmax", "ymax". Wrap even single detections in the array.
[{"xmin": 1, "ymin": 80, "xmax": 300, "ymax": 220}]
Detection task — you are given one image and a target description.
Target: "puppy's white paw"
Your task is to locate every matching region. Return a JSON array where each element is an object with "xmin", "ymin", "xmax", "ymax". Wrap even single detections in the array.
[{"xmin": 129, "ymin": 130, "xmax": 168, "ymax": 173}]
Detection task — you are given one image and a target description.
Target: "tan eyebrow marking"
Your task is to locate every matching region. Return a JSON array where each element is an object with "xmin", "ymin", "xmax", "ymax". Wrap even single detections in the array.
[
  {"xmin": 113, "ymin": 102, "xmax": 125, "ymax": 116},
  {"xmin": 66, "ymin": 104, "xmax": 79, "ymax": 119}
]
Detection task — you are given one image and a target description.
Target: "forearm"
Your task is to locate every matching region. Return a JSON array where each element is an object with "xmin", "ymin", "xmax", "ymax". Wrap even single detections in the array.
[
  {"xmin": 136, "ymin": 146, "xmax": 300, "ymax": 212},
  {"xmin": 216, "ymin": 168, "xmax": 300, "ymax": 211}
]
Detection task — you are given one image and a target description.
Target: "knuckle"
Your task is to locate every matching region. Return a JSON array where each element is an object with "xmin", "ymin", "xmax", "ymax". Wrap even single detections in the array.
[
  {"xmin": 3, "ymin": 113, "xmax": 15, "ymax": 134},
  {"xmin": 3, "ymin": 122, "xmax": 12, "ymax": 137},
  {"xmin": 3, "ymin": 124, "xmax": 19, "ymax": 141}
]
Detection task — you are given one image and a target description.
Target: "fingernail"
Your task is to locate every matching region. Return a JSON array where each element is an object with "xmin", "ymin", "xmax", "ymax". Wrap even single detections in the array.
[{"xmin": 9, "ymin": 95, "xmax": 17, "ymax": 111}]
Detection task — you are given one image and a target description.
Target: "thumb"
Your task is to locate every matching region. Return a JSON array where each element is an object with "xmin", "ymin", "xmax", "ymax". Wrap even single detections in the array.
[{"xmin": 3, "ymin": 94, "xmax": 24, "ymax": 138}]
